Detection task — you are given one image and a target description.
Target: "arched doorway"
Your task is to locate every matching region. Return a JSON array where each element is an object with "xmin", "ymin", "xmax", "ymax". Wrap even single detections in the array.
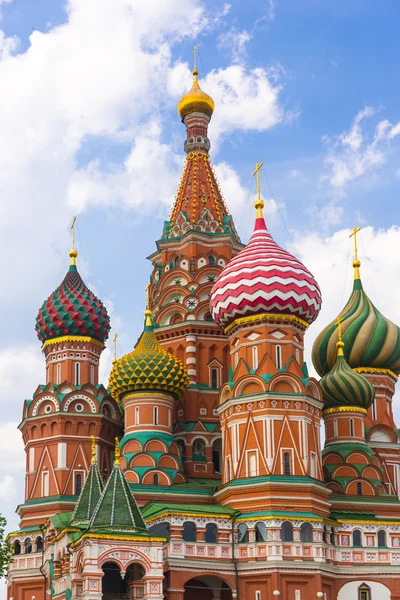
[
  {"xmin": 102, "ymin": 561, "xmax": 145, "ymax": 599},
  {"xmin": 184, "ymin": 575, "xmax": 232, "ymax": 600}
]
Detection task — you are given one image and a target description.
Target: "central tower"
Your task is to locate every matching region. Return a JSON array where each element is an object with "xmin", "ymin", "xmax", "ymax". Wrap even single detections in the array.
[{"xmin": 147, "ymin": 61, "xmax": 243, "ymax": 478}]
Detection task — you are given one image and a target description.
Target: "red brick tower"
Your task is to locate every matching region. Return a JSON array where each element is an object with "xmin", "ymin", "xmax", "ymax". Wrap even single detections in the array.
[{"xmin": 147, "ymin": 66, "xmax": 243, "ymax": 478}]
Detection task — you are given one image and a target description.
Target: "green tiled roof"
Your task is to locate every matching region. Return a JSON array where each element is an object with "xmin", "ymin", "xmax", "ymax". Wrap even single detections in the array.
[
  {"xmin": 89, "ymin": 464, "xmax": 146, "ymax": 532},
  {"xmin": 142, "ymin": 501, "xmax": 235, "ymax": 521},
  {"xmin": 70, "ymin": 461, "xmax": 104, "ymax": 527}
]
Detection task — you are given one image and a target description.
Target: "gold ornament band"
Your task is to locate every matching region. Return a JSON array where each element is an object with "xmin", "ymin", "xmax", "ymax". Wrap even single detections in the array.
[
  {"xmin": 225, "ymin": 312, "xmax": 309, "ymax": 335},
  {"xmin": 353, "ymin": 367, "xmax": 398, "ymax": 382},
  {"xmin": 323, "ymin": 406, "xmax": 367, "ymax": 416},
  {"xmin": 42, "ymin": 335, "xmax": 105, "ymax": 349}
]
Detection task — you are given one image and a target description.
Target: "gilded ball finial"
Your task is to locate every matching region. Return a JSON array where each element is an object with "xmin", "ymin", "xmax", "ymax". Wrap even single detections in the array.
[{"xmin": 69, "ymin": 248, "xmax": 78, "ymax": 266}]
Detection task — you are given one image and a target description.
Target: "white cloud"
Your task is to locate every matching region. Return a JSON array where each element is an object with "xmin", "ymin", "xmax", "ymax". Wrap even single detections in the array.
[
  {"xmin": 218, "ymin": 28, "xmax": 252, "ymax": 63},
  {"xmin": 0, "ymin": 346, "xmax": 43, "ymax": 407},
  {"xmin": 0, "ymin": 476, "xmax": 16, "ymax": 501},
  {"xmin": 0, "ymin": 423, "xmax": 24, "ymax": 473},
  {"xmin": 322, "ymin": 106, "xmax": 400, "ymax": 194}
]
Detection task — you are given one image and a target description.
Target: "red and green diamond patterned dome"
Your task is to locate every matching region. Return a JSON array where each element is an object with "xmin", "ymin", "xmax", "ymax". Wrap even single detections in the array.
[
  {"xmin": 210, "ymin": 199, "xmax": 322, "ymax": 329},
  {"xmin": 36, "ymin": 250, "xmax": 110, "ymax": 345}
]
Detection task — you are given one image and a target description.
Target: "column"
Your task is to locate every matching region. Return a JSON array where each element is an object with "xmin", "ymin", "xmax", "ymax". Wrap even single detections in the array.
[{"xmin": 185, "ymin": 335, "xmax": 197, "ymax": 385}]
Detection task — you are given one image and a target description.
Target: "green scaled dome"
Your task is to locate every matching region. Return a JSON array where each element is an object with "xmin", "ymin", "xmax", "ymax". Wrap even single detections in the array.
[
  {"xmin": 109, "ymin": 310, "xmax": 189, "ymax": 402},
  {"xmin": 313, "ymin": 264, "xmax": 400, "ymax": 377},
  {"xmin": 320, "ymin": 341, "xmax": 375, "ymax": 411}
]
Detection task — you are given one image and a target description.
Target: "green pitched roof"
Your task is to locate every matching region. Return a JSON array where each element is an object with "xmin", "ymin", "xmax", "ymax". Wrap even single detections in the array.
[
  {"xmin": 70, "ymin": 461, "xmax": 104, "ymax": 527},
  {"xmin": 89, "ymin": 464, "xmax": 146, "ymax": 532}
]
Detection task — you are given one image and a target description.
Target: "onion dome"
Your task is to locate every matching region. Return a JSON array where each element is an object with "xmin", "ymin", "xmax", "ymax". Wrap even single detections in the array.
[
  {"xmin": 108, "ymin": 309, "xmax": 189, "ymax": 402},
  {"xmin": 178, "ymin": 69, "xmax": 214, "ymax": 120},
  {"xmin": 320, "ymin": 337, "xmax": 375, "ymax": 411},
  {"xmin": 210, "ymin": 196, "xmax": 322, "ymax": 330},
  {"xmin": 36, "ymin": 248, "xmax": 110, "ymax": 345},
  {"xmin": 312, "ymin": 260, "xmax": 400, "ymax": 377}
]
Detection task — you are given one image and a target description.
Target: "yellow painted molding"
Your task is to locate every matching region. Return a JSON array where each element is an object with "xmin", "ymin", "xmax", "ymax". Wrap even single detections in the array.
[
  {"xmin": 225, "ymin": 312, "xmax": 309, "ymax": 335},
  {"xmin": 42, "ymin": 335, "xmax": 104, "ymax": 350},
  {"xmin": 323, "ymin": 406, "xmax": 367, "ymax": 416},
  {"xmin": 353, "ymin": 367, "xmax": 398, "ymax": 382}
]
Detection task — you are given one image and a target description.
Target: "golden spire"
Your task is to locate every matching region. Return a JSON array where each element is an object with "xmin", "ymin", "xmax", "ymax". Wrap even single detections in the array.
[
  {"xmin": 177, "ymin": 45, "xmax": 214, "ymax": 120},
  {"xmin": 144, "ymin": 284, "xmax": 152, "ymax": 328},
  {"xmin": 193, "ymin": 44, "xmax": 198, "ymax": 74},
  {"xmin": 336, "ymin": 316, "xmax": 344, "ymax": 357},
  {"xmin": 113, "ymin": 333, "xmax": 118, "ymax": 361},
  {"xmin": 349, "ymin": 227, "xmax": 361, "ymax": 280},
  {"xmin": 114, "ymin": 437, "xmax": 121, "ymax": 466},
  {"xmin": 90, "ymin": 435, "xmax": 96, "ymax": 463},
  {"xmin": 69, "ymin": 215, "xmax": 78, "ymax": 266},
  {"xmin": 252, "ymin": 162, "xmax": 264, "ymax": 218}
]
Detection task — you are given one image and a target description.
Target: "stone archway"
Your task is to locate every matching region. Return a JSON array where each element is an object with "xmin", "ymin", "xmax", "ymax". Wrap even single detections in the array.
[
  {"xmin": 184, "ymin": 575, "xmax": 232, "ymax": 600},
  {"xmin": 101, "ymin": 561, "xmax": 145, "ymax": 599}
]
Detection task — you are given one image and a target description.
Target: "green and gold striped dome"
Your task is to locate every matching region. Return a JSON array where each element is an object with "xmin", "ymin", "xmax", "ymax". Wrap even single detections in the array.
[
  {"xmin": 313, "ymin": 265, "xmax": 400, "ymax": 377},
  {"xmin": 108, "ymin": 310, "xmax": 189, "ymax": 403},
  {"xmin": 320, "ymin": 340, "xmax": 375, "ymax": 411}
]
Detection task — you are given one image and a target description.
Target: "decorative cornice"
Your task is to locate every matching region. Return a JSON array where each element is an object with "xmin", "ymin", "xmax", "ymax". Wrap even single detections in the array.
[
  {"xmin": 43, "ymin": 335, "xmax": 105, "ymax": 350},
  {"xmin": 323, "ymin": 406, "xmax": 367, "ymax": 416},
  {"xmin": 145, "ymin": 511, "xmax": 233, "ymax": 524},
  {"xmin": 71, "ymin": 532, "xmax": 166, "ymax": 547},
  {"xmin": 353, "ymin": 367, "xmax": 398, "ymax": 382},
  {"xmin": 224, "ymin": 312, "xmax": 309, "ymax": 335}
]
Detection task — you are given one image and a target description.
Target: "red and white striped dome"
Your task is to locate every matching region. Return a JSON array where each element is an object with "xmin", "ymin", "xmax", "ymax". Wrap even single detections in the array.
[{"xmin": 210, "ymin": 211, "xmax": 322, "ymax": 329}]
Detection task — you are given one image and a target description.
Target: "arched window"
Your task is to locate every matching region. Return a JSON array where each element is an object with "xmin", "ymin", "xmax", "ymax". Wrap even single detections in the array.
[
  {"xmin": 154, "ymin": 406, "xmax": 158, "ymax": 425},
  {"xmin": 75, "ymin": 362, "xmax": 80, "ymax": 385},
  {"xmin": 358, "ymin": 584, "xmax": 371, "ymax": 600},
  {"xmin": 283, "ymin": 452, "xmax": 291, "ymax": 475},
  {"xmin": 75, "ymin": 473, "xmax": 83, "ymax": 496},
  {"xmin": 331, "ymin": 527, "xmax": 335, "ymax": 546},
  {"xmin": 205, "ymin": 523, "xmax": 218, "ymax": 544},
  {"xmin": 208, "ymin": 255, "xmax": 215, "ymax": 265},
  {"xmin": 25, "ymin": 538, "xmax": 32, "ymax": 554},
  {"xmin": 252, "ymin": 345, "xmax": 259, "ymax": 370},
  {"xmin": 174, "ymin": 256, "xmax": 179, "ymax": 268},
  {"xmin": 149, "ymin": 522, "xmax": 170, "ymax": 538},
  {"xmin": 352, "ymin": 529, "xmax": 362, "ymax": 547},
  {"xmin": 281, "ymin": 522, "xmax": 293, "ymax": 542},
  {"xmin": 255, "ymin": 522, "xmax": 266, "ymax": 542},
  {"xmin": 90, "ymin": 364, "xmax": 95, "ymax": 385},
  {"xmin": 204, "ymin": 312, "xmax": 213, "ymax": 322},
  {"xmin": 135, "ymin": 406, "xmax": 139, "ymax": 425},
  {"xmin": 182, "ymin": 522, "xmax": 196, "ymax": 542},
  {"xmin": 276, "ymin": 345, "xmax": 282, "ymax": 369},
  {"xmin": 378, "ymin": 529, "xmax": 387, "ymax": 547},
  {"xmin": 177, "ymin": 439, "xmax": 186, "ymax": 461},
  {"xmin": 357, "ymin": 482, "xmax": 362, "ymax": 496},
  {"xmin": 238, "ymin": 523, "xmax": 248, "ymax": 543},
  {"xmin": 36, "ymin": 536, "xmax": 43, "ymax": 552},
  {"xmin": 211, "ymin": 368, "xmax": 218, "ymax": 389},
  {"xmin": 192, "ymin": 438, "xmax": 206, "ymax": 462},
  {"xmin": 300, "ymin": 522, "xmax": 313, "ymax": 543},
  {"xmin": 350, "ymin": 418, "xmax": 354, "ymax": 437},
  {"xmin": 212, "ymin": 438, "xmax": 222, "ymax": 474},
  {"xmin": 226, "ymin": 458, "xmax": 231, "ymax": 481},
  {"xmin": 56, "ymin": 363, "xmax": 61, "ymax": 385},
  {"xmin": 333, "ymin": 419, "xmax": 338, "ymax": 437},
  {"xmin": 13, "ymin": 540, "xmax": 21, "ymax": 555},
  {"xmin": 322, "ymin": 526, "xmax": 327, "ymax": 543},
  {"xmin": 153, "ymin": 473, "xmax": 159, "ymax": 486}
]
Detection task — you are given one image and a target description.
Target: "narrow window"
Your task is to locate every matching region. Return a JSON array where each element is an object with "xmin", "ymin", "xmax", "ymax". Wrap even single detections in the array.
[
  {"xmin": 378, "ymin": 529, "xmax": 387, "ymax": 547},
  {"xmin": 333, "ymin": 419, "xmax": 338, "ymax": 437},
  {"xmin": 90, "ymin": 364, "xmax": 95, "ymax": 385},
  {"xmin": 182, "ymin": 522, "xmax": 196, "ymax": 542},
  {"xmin": 154, "ymin": 406, "xmax": 158, "ymax": 425},
  {"xmin": 75, "ymin": 473, "xmax": 82, "ymax": 495},
  {"xmin": 284, "ymin": 452, "xmax": 291, "ymax": 475},
  {"xmin": 276, "ymin": 345, "xmax": 282, "ymax": 369},
  {"xmin": 174, "ymin": 256, "xmax": 179, "ymax": 268},
  {"xmin": 295, "ymin": 591, "xmax": 301, "ymax": 600},
  {"xmin": 235, "ymin": 353, "xmax": 239, "ymax": 367},
  {"xmin": 75, "ymin": 362, "xmax": 80, "ymax": 385},
  {"xmin": 295, "ymin": 348, "xmax": 300, "ymax": 363},
  {"xmin": 358, "ymin": 584, "xmax": 371, "ymax": 600},
  {"xmin": 211, "ymin": 368, "xmax": 218, "ymax": 389},
  {"xmin": 252, "ymin": 345, "xmax": 259, "ymax": 370},
  {"xmin": 255, "ymin": 522, "xmax": 266, "ymax": 542},
  {"xmin": 372, "ymin": 398, "xmax": 377, "ymax": 420},
  {"xmin": 352, "ymin": 530, "xmax": 362, "ymax": 547},
  {"xmin": 350, "ymin": 418, "xmax": 354, "ymax": 437},
  {"xmin": 357, "ymin": 482, "xmax": 362, "ymax": 496},
  {"xmin": 154, "ymin": 473, "xmax": 159, "ymax": 486},
  {"xmin": 168, "ymin": 409, "xmax": 172, "ymax": 427},
  {"xmin": 331, "ymin": 527, "xmax": 335, "ymax": 546},
  {"xmin": 205, "ymin": 523, "xmax": 218, "ymax": 543},
  {"xmin": 238, "ymin": 523, "xmax": 248, "ymax": 543},
  {"xmin": 135, "ymin": 406, "xmax": 140, "ymax": 425},
  {"xmin": 13, "ymin": 541, "xmax": 21, "ymax": 555},
  {"xmin": 208, "ymin": 255, "xmax": 215, "ymax": 265},
  {"xmin": 36, "ymin": 536, "xmax": 43, "ymax": 552},
  {"xmin": 300, "ymin": 523, "xmax": 313, "ymax": 543},
  {"xmin": 42, "ymin": 472, "xmax": 49, "ymax": 497},
  {"xmin": 25, "ymin": 538, "xmax": 32, "ymax": 554},
  {"xmin": 310, "ymin": 453, "xmax": 316, "ymax": 478},
  {"xmin": 281, "ymin": 522, "xmax": 293, "ymax": 542},
  {"xmin": 56, "ymin": 363, "xmax": 61, "ymax": 385},
  {"xmin": 226, "ymin": 458, "xmax": 231, "ymax": 481},
  {"xmin": 248, "ymin": 452, "xmax": 257, "ymax": 477},
  {"xmin": 256, "ymin": 592, "xmax": 261, "ymax": 600},
  {"xmin": 29, "ymin": 447, "xmax": 35, "ymax": 472}
]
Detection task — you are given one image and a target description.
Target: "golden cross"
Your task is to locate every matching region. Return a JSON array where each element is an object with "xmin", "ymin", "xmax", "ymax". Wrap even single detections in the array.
[
  {"xmin": 90, "ymin": 435, "xmax": 96, "ymax": 463},
  {"xmin": 336, "ymin": 316, "xmax": 343, "ymax": 343},
  {"xmin": 145, "ymin": 283, "xmax": 151, "ymax": 311},
  {"xmin": 113, "ymin": 333, "xmax": 118, "ymax": 360},
  {"xmin": 193, "ymin": 45, "xmax": 198, "ymax": 72},
  {"xmin": 71, "ymin": 216, "xmax": 77, "ymax": 249},
  {"xmin": 252, "ymin": 162, "xmax": 264, "ymax": 200},
  {"xmin": 349, "ymin": 227, "xmax": 361, "ymax": 261}
]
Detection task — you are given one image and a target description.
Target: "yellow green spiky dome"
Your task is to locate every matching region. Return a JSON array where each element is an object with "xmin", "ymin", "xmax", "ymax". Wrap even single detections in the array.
[{"xmin": 108, "ymin": 311, "xmax": 189, "ymax": 402}]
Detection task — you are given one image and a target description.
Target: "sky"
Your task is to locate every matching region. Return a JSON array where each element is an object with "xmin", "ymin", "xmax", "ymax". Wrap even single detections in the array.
[{"xmin": 0, "ymin": 0, "xmax": 400, "ymax": 594}]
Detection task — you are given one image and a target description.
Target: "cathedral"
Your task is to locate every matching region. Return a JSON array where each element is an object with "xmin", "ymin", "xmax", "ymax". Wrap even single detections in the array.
[{"xmin": 6, "ymin": 62, "xmax": 400, "ymax": 600}]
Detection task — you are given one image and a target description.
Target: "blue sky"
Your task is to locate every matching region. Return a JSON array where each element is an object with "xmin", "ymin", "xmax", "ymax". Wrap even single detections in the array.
[{"xmin": 0, "ymin": 1, "xmax": 400, "ymax": 592}]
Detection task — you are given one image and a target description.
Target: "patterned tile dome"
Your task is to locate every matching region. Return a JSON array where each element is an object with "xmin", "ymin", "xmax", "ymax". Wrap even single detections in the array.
[
  {"xmin": 312, "ymin": 266, "xmax": 400, "ymax": 377},
  {"xmin": 36, "ymin": 251, "xmax": 110, "ymax": 345},
  {"xmin": 108, "ymin": 310, "xmax": 189, "ymax": 403},
  {"xmin": 210, "ymin": 203, "xmax": 322, "ymax": 329},
  {"xmin": 320, "ymin": 339, "xmax": 375, "ymax": 411}
]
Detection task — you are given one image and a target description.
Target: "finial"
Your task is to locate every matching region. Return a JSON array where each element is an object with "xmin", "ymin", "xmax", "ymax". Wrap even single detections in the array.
[
  {"xmin": 69, "ymin": 215, "xmax": 78, "ymax": 266},
  {"xmin": 113, "ymin": 333, "xmax": 118, "ymax": 361},
  {"xmin": 91, "ymin": 435, "xmax": 96, "ymax": 463},
  {"xmin": 349, "ymin": 227, "xmax": 362, "ymax": 280},
  {"xmin": 114, "ymin": 437, "xmax": 120, "ymax": 466},
  {"xmin": 252, "ymin": 162, "xmax": 264, "ymax": 218},
  {"xmin": 192, "ymin": 44, "xmax": 199, "ymax": 75},
  {"xmin": 144, "ymin": 284, "xmax": 152, "ymax": 328},
  {"xmin": 336, "ymin": 316, "xmax": 344, "ymax": 357}
]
